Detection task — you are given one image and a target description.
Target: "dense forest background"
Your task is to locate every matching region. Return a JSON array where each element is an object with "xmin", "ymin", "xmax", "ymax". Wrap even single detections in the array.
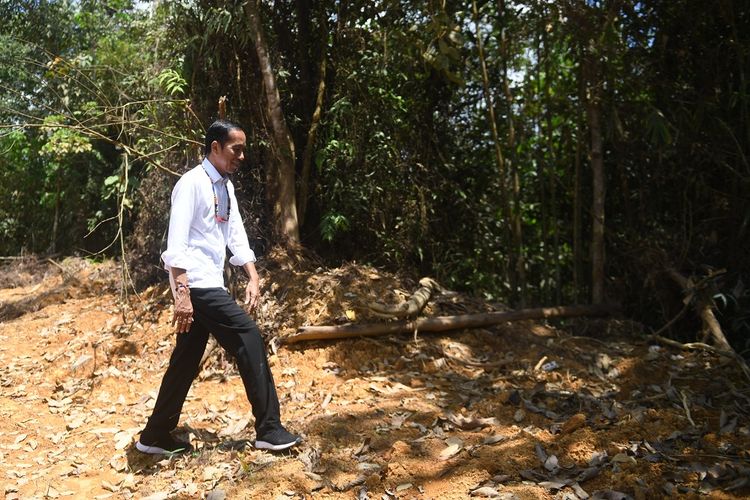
[{"xmin": 1, "ymin": 0, "xmax": 748, "ymax": 349}]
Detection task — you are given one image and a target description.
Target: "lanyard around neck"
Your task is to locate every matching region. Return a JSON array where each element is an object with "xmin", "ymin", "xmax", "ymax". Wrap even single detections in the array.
[{"xmin": 201, "ymin": 167, "xmax": 231, "ymax": 223}]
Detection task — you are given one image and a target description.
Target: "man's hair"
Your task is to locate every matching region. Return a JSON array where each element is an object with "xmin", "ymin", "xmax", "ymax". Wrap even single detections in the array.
[{"xmin": 204, "ymin": 119, "xmax": 244, "ymax": 155}]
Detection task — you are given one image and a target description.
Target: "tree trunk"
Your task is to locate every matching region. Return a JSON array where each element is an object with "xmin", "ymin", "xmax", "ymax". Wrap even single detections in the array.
[
  {"xmin": 297, "ymin": 44, "xmax": 327, "ymax": 227},
  {"xmin": 536, "ymin": 30, "xmax": 549, "ymax": 304},
  {"xmin": 584, "ymin": 51, "xmax": 605, "ymax": 305},
  {"xmin": 295, "ymin": 0, "xmax": 314, "ymax": 117},
  {"xmin": 49, "ymin": 171, "xmax": 61, "ymax": 253},
  {"xmin": 573, "ymin": 118, "xmax": 583, "ymax": 304},
  {"xmin": 542, "ymin": 16, "xmax": 561, "ymax": 304},
  {"xmin": 244, "ymin": 0, "xmax": 300, "ymax": 246},
  {"xmin": 498, "ymin": 0, "xmax": 526, "ymax": 307}
]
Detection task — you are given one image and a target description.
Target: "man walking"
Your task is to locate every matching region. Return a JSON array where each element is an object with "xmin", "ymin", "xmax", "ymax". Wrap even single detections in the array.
[{"xmin": 136, "ymin": 119, "xmax": 300, "ymax": 454}]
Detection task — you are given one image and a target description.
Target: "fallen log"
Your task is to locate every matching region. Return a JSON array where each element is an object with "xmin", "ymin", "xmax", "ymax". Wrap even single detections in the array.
[
  {"xmin": 281, "ymin": 304, "xmax": 617, "ymax": 344},
  {"xmin": 368, "ymin": 277, "xmax": 443, "ymax": 318}
]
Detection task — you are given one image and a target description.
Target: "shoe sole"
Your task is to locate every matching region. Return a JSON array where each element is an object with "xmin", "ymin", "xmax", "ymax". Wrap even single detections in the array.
[
  {"xmin": 136, "ymin": 440, "xmax": 191, "ymax": 455},
  {"xmin": 254, "ymin": 438, "xmax": 300, "ymax": 451}
]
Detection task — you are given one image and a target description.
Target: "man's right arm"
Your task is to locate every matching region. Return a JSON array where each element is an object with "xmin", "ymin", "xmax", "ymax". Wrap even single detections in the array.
[
  {"xmin": 161, "ymin": 177, "xmax": 196, "ymax": 273},
  {"xmin": 170, "ymin": 266, "xmax": 193, "ymax": 333},
  {"xmin": 162, "ymin": 176, "xmax": 196, "ymax": 333}
]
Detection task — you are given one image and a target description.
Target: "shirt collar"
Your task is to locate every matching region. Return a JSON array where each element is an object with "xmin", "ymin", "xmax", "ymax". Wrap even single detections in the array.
[{"xmin": 202, "ymin": 158, "xmax": 227, "ymax": 184}]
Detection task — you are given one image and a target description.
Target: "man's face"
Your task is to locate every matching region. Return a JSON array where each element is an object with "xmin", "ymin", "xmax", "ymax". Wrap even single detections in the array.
[{"xmin": 210, "ymin": 128, "xmax": 246, "ymax": 176}]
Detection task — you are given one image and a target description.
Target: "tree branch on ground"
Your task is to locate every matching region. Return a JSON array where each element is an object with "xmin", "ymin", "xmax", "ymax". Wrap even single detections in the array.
[{"xmin": 282, "ymin": 304, "xmax": 618, "ymax": 344}]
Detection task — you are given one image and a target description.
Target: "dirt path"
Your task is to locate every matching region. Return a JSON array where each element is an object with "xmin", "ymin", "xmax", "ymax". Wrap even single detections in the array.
[{"xmin": 1, "ymin": 259, "xmax": 749, "ymax": 499}]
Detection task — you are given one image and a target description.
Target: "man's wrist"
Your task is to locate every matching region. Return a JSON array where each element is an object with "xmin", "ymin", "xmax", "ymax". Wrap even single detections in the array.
[{"xmin": 175, "ymin": 282, "xmax": 190, "ymax": 293}]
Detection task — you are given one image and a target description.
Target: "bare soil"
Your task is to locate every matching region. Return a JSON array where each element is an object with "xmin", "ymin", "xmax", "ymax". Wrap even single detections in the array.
[{"xmin": 1, "ymin": 256, "xmax": 749, "ymax": 500}]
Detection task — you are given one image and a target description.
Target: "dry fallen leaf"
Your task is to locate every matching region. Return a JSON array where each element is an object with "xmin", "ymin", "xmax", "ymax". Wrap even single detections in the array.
[
  {"xmin": 590, "ymin": 491, "xmax": 633, "ymax": 500},
  {"xmin": 110, "ymin": 456, "xmax": 128, "ymax": 472},
  {"xmin": 572, "ymin": 482, "xmax": 590, "ymax": 499},
  {"xmin": 141, "ymin": 492, "xmax": 169, "ymax": 500},
  {"xmin": 447, "ymin": 412, "xmax": 498, "ymax": 430},
  {"xmin": 470, "ymin": 486, "xmax": 502, "ymax": 497},
  {"xmin": 396, "ymin": 483, "xmax": 412, "ymax": 492},
  {"xmin": 539, "ymin": 480, "xmax": 567, "ymax": 490},
  {"xmin": 101, "ymin": 480, "xmax": 120, "ymax": 492},
  {"xmin": 611, "ymin": 453, "xmax": 636, "ymax": 465},
  {"xmin": 356, "ymin": 462, "xmax": 381, "ymax": 473},
  {"xmin": 535, "ymin": 443, "xmax": 548, "ymax": 463},
  {"xmin": 439, "ymin": 437, "xmax": 463, "ymax": 460},
  {"xmin": 483, "ymin": 434, "xmax": 507, "ymax": 445},
  {"xmin": 353, "ymin": 437, "xmax": 370, "ymax": 456},
  {"xmin": 544, "ymin": 454, "xmax": 559, "ymax": 473},
  {"xmin": 321, "ymin": 392, "xmax": 333, "ymax": 409}
]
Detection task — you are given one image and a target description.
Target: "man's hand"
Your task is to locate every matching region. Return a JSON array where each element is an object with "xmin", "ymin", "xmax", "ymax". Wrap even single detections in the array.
[
  {"xmin": 244, "ymin": 278, "xmax": 260, "ymax": 312},
  {"xmin": 172, "ymin": 285, "xmax": 194, "ymax": 333},
  {"xmin": 243, "ymin": 261, "xmax": 261, "ymax": 312}
]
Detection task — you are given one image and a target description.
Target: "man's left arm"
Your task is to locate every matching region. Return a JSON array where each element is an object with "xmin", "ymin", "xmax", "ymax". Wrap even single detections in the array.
[
  {"xmin": 242, "ymin": 261, "xmax": 261, "ymax": 311},
  {"xmin": 226, "ymin": 182, "xmax": 259, "ymax": 310}
]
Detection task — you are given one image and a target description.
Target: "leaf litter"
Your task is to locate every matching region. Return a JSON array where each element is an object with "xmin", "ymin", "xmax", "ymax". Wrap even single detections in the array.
[{"xmin": 0, "ymin": 256, "xmax": 748, "ymax": 498}]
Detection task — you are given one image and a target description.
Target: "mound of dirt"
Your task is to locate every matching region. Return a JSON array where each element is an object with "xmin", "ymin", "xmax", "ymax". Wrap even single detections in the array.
[
  {"xmin": 0, "ymin": 257, "xmax": 119, "ymax": 322},
  {"xmin": 1, "ymin": 256, "xmax": 749, "ymax": 499}
]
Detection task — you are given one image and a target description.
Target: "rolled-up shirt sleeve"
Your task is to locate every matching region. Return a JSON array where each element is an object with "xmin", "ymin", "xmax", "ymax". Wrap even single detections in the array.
[
  {"xmin": 226, "ymin": 185, "xmax": 256, "ymax": 266},
  {"xmin": 161, "ymin": 177, "xmax": 196, "ymax": 270}
]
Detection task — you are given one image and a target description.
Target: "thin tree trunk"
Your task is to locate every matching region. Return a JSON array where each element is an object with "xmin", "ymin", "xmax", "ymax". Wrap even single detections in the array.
[
  {"xmin": 50, "ymin": 171, "xmax": 60, "ymax": 253},
  {"xmin": 498, "ymin": 0, "xmax": 515, "ymax": 149},
  {"xmin": 584, "ymin": 51, "xmax": 605, "ymax": 304},
  {"xmin": 511, "ymin": 170, "xmax": 525, "ymax": 304},
  {"xmin": 244, "ymin": 0, "xmax": 300, "ymax": 246},
  {"xmin": 536, "ymin": 29, "xmax": 549, "ymax": 303},
  {"xmin": 295, "ymin": 0, "xmax": 314, "ymax": 117},
  {"xmin": 498, "ymin": 0, "xmax": 526, "ymax": 306},
  {"xmin": 472, "ymin": 0, "xmax": 514, "ymax": 298},
  {"xmin": 573, "ymin": 118, "xmax": 582, "ymax": 304},
  {"xmin": 542, "ymin": 20, "xmax": 561, "ymax": 305},
  {"xmin": 588, "ymin": 109, "xmax": 605, "ymax": 305},
  {"xmin": 297, "ymin": 45, "xmax": 327, "ymax": 227}
]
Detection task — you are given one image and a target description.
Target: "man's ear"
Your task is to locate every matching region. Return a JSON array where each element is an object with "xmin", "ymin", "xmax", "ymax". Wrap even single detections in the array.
[{"xmin": 210, "ymin": 140, "xmax": 221, "ymax": 155}]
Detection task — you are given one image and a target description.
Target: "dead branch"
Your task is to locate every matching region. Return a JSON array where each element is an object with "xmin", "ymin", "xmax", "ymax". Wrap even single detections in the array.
[
  {"xmin": 665, "ymin": 269, "xmax": 732, "ymax": 351},
  {"xmin": 650, "ymin": 334, "xmax": 730, "ymax": 356},
  {"xmin": 368, "ymin": 277, "xmax": 443, "ymax": 318},
  {"xmin": 281, "ymin": 304, "xmax": 617, "ymax": 345},
  {"xmin": 651, "ymin": 333, "xmax": 750, "ymax": 384},
  {"xmin": 663, "ymin": 269, "xmax": 750, "ymax": 384}
]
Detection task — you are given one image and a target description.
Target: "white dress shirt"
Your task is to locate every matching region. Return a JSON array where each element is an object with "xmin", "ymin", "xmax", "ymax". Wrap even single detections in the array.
[{"xmin": 161, "ymin": 158, "xmax": 256, "ymax": 289}]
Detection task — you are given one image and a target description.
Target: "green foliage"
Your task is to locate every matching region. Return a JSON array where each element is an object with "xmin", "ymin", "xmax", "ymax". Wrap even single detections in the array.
[
  {"xmin": 320, "ymin": 212, "xmax": 350, "ymax": 242},
  {"xmin": 0, "ymin": 0, "xmax": 200, "ymax": 256},
  {"xmin": 40, "ymin": 116, "xmax": 95, "ymax": 158},
  {"xmin": 156, "ymin": 69, "xmax": 188, "ymax": 97},
  {"xmin": 1, "ymin": 0, "xmax": 748, "ymax": 332}
]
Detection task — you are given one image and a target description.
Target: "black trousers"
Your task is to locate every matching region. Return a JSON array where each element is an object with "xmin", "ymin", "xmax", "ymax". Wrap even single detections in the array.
[{"xmin": 141, "ymin": 288, "xmax": 281, "ymax": 440}]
